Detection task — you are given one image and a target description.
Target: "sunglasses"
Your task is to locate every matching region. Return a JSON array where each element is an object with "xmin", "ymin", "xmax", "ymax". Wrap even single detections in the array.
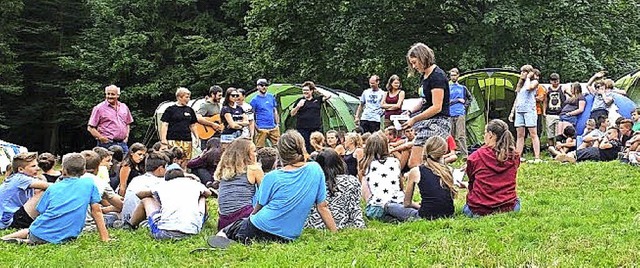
[{"xmin": 230, "ymin": 94, "xmax": 240, "ymax": 97}]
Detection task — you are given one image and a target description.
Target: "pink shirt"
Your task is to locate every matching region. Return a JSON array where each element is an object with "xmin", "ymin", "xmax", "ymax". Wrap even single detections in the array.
[{"xmin": 88, "ymin": 101, "xmax": 133, "ymax": 140}]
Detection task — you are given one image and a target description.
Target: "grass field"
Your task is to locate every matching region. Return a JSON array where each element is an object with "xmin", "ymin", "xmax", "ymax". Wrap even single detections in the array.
[{"xmin": 1, "ymin": 161, "xmax": 640, "ymax": 267}]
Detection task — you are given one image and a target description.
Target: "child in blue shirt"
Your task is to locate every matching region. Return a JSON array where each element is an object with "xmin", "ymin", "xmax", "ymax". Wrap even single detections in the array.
[{"xmin": 2, "ymin": 153, "xmax": 110, "ymax": 244}]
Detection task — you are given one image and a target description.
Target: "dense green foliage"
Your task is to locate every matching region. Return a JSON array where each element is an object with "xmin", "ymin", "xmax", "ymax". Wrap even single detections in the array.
[
  {"xmin": 1, "ymin": 0, "xmax": 639, "ymax": 153},
  {"xmin": 2, "ymin": 161, "xmax": 640, "ymax": 266}
]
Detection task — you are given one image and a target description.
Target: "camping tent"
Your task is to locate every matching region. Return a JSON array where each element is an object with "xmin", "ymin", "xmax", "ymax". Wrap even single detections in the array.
[
  {"xmin": 0, "ymin": 140, "xmax": 28, "ymax": 174},
  {"xmin": 246, "ymin": 84, "xmax": 359, "ymax": 133},
  {"xmin": 457, "ymin": 69, "xmax": 520, "ymax": 147},
  {"xmin": 616, "ymin": 69, "xmax": 640, "ymax": 105}
]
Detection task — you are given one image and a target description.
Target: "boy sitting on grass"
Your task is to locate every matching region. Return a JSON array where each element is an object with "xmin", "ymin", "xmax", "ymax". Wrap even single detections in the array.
[
  {"xmin": 120, "ymin": 151, "xmax": 169, "ymax": 225},
  {"xmin": 556, "ymin": 127, "xmax": 621, "ymax": 163},
  {"xmin": 80, "ymin": 150, "xmax": 123, "ymax": 230},
  {"xmin": 547, "ymin": 125, "xmax": 577, "ymax": 157},
  {"xmin": 127, "ymin": 169, "xmax": 212, "ymax": 240},
  {"xmin": 0, "ymin": 152, "xmax": 49, "ymax": 230},
  {"xmin": 257, "ymin": 147, "xmax": 278, "ymax": 173},
  {"xmin": 1, "ymin": 153, "xmax": 110, "ymax": 244}
]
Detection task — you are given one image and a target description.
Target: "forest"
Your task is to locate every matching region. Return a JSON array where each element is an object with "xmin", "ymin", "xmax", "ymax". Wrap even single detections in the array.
[{"xmin": 1, "ymin": 0, "xmax": 639, "ymax": 153}]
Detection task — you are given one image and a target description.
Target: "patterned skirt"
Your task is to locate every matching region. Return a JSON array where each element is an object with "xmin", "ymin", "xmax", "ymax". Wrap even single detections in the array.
[{"xmin": 412, "ymin": 116, "xmax": 451, "ymax": 146}]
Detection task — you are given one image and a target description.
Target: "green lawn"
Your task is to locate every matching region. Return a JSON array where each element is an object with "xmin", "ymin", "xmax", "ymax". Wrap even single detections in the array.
[{"xmin": 2, "ymin": 161, "xmax": 640, "ymax": 266}]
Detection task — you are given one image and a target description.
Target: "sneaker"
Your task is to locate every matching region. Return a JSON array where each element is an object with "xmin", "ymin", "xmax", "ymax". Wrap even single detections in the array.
[{"xmin": 520, "ymin": 157, "xmax": 527, "ymax": 162}]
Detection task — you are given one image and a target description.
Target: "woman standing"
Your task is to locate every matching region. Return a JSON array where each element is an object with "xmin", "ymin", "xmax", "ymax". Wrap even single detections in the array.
[
  {"xmin": 402, "ymin": 43, "xmax": 451, "ymax": 169},
  {"xmin": 291, "ymin": 81, "xmax": 331, "ymax": 153},
  {"xmin": 220, "ymin": 88, "xmax": 249, "ymax": 141},
  {"xmin": 381, "ymin": 75, "xmax": 405, "ymax": 129},
  {"xmin": 160, "ymin": 87, "xmax": 198, "ymax": 159}
]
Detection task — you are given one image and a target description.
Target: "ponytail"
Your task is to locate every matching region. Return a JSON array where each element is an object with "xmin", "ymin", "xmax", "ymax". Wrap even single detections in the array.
[
  {"xmin": 487, "ymin": 119, "xmax": 516, "ymax": 162},
  {"xmin": 422, "ymin": 136, "xmax": 457, "ymax": 198}
]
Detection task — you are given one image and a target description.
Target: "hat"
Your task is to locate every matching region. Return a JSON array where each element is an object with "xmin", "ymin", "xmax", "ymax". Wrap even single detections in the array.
[
  {"xmin": 165, "ymin": 163, "xmax": 182, "ymax": 171},
  {"xmin": 256, "ymin": 78, "xmax": 269, "ymax": 86}
]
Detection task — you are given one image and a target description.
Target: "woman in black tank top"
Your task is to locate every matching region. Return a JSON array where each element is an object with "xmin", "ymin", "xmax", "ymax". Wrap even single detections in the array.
[
  {"xmin": 342, "ymin": 133, "xmax": 364, "ymax": 177},
  {"xmin": 383, "ymin": 136, "xmax": 456, "ymax": 221}
]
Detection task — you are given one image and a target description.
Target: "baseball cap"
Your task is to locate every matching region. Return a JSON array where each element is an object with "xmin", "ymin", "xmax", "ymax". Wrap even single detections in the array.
[
  {"xmin": 165, "ymin": 163, "xmax": 182, "ymax": 171},
  {"xmin": 256, "ymin": 79, "xmax": 269, "ymax": 86}
]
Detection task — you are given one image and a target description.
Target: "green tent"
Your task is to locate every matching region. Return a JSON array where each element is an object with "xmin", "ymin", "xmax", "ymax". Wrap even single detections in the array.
[
  {"xmin": 615, "ymin": 69, "xmax": 640, "ymax": 104},
  {"xmin": 246, "ymin": 84, "xmax": 359, "ymax": 133},
  {"xmin": 458, "ymin": 68, "xmax": 520, "ymax": 147}
]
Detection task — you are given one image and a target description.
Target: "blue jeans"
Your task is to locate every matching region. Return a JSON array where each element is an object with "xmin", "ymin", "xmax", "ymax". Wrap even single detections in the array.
[
  {"xmin": 384, "ymin": 203, "xmax": 419, "ymax": 221},
  {"xmin": 463, "ymin": 198, "xmax": 521, "ymax": 218},
  {"xmin": 96, "ymin": 141, "xmax": 129, "ymax": 155}
]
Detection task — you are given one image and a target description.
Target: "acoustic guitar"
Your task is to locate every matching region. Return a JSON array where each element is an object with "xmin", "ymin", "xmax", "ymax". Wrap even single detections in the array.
[{"xmin": 194, "ymin": 114, "xmax": 223, "ymax": 140}]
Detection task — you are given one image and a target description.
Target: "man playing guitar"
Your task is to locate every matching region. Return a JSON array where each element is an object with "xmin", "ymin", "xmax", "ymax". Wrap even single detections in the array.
[{"xmin": 196, "ymin": 85, "xmax": 224, "ymax": 149}]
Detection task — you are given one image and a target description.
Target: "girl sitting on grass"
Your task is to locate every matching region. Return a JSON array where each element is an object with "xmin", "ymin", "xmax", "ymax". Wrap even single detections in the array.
[
  {"xmin": 384, "ymin": 136, "xmax": 456, "ymax": 221},
  {"xmin": 117, "ymin": 143, "xmax": 146, "ymax": 196},
  {"xmin": 214, "ymin": 138, "xmax": 263, "ymax": 231},
  {"xmin": 464, "ymin": 119, "xmax": 521, "ymax": 217},
  {"xmin": 326, "ymin": 130, "xmax": 345, "ymax": 156},
  {"xmin": 359, "ymin": 133, "xmax": 404, "ymax": 220},
  {"xmin": 305, "ymin": 148, "xmax": 365, "ymax": 229}
]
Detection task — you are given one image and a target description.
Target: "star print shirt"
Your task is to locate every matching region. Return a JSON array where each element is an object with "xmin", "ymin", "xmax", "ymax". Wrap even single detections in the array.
[{"xmin": 364, "ymin": 157, "xmax": 404, "ymax": 206}]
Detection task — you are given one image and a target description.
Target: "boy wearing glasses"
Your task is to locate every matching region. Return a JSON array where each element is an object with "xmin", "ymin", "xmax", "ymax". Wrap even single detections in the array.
[{"xmin": 0, "ymin": 152, "xmax": 49, "ymax": 230}]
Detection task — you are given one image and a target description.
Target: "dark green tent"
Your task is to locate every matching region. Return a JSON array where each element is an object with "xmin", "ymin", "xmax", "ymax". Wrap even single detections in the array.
[
  {"xmin": 615, "ymin": 69, "xmax": 640, "ymax": 104},
  {"xmin": 458, "ymin": 68, "xmax": 520, "ymax": 147}
]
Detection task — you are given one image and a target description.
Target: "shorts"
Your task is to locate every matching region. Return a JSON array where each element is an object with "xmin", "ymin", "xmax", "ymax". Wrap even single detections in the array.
[
  {"xmin": 559, "ymin": 114, "xmax": 578, "ymax": 126},
  {"xmin": 217, "ymin": 205, "xmax": 253, "ymax": 231},
  {"xmin": 168, "ymin": 140, "xmax": 193, "ymax": 159},
  {"xmin": 222, "ymin": 218, "xmax": 289, "ymax": 244},
  {"xmin": 514, "ymin": 112, "xmax": 537, "ymax": 128},
  {"xmin": 27, "ymin": 232, "xmax": 49, "ymax": 245},
  {"xmin": 148, "ymin": 211, "xmax": 190, "ymax": 240},
  {"xmin": 545, "ymin": 114, "xmax": 560, "ymax": 138},
  {"xmin": 365, "ymin": 204, "xmax": 385, "ymax": 219},
  {"xmin": 412, "ymin": 116, "xmax": 451, "ymax": 146},
  {"xmin": 9, "ymin": 206, "xmax": 34, "ymax": 229},
  {"xmin": 576, "ymin": 147, "xmax": 601, "ymax": 162}
]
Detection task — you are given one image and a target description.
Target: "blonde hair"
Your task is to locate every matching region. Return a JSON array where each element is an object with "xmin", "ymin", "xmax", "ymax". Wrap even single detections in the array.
[
  {"xmin": 586, "ymin": 118, "xmax": 596, "ymax": 128},
  {"xmin": 406, "ymin": 43, "xmax": 435, "ymax": 77},
  {"xmin": 277, "ymin": 130, "xmax": 307, "ymax": 166},
  {"xmin": 422, "ymin": 137, "xmax": 457, "ymax": 198},
  {"xmin": 520, "ymin": 65, "xmax": 534, "ymax": 73},
  {"xmin": 344, "ymin": 132, "xmax": 363, "ymax": 148},
  {"xmin": 359, "ymin": 133, "xmax": 388, "ymax": 176},
  {"xmin": 310, "ymin": 131, "xmax": 325, "ymax": 152},
  {"xmin": 175, "ymin": 87, "xmax": 190, "ymax": 97},
  {"xmin": 214, "ymin": 139, "xmax": 254, "ymax": 180}
]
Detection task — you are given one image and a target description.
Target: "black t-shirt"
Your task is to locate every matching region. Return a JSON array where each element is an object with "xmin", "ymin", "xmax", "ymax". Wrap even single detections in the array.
[
  {"xmin": 417, "ymin": 165, "xmax": 454, "ymax": 220},
  {"xmin": 220, "ymin": 105, "xmax": 245, "ymax": 135},
  {"xmin": 599, "ymin": 139, "xmax": 622, "ymax": 161},
  {"xmin": 295, "ymin": 96, "xmax": 324, "ymax": 129},
  {"xmin": 554, "ymin": 134, "xmax": 577, "ymax": 152},
  {"xmin": 420, "ymin": 67, "xmax": 450, "ymax": 117},
  {"xmin": 161, "ymin": 105, "xmax": 197, "ymax": 141},
  {"xmin": 545, "ymin": 87, "xmax": 566, "ymax": 115}
]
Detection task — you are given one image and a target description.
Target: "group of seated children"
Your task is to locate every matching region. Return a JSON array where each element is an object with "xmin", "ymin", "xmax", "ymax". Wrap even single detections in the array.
[{"xmin": 1, "ymin": 119, "xmax": 522, "ymax": 246}]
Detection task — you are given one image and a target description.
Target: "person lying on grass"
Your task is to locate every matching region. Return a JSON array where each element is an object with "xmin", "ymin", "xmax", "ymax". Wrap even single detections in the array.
[
  {"xmin": 0, "ymin": 152, "xmax": 49, "ymax": 230},
  {"xmin": 128, "ymin": 167, "xmax": 212, "ymax": 240},
  {"xmin": 464, "ymin": 119, "xmax": 521, "ymax": 217},
  {"xmin": 214, "ymin": 138, "xmax": 263, "ymax": 231},
  {"xmin": 384, "ymin": 136, "xmax": 456, "ymax": 221},
  {"xmin": 214, "ymin": 130, "xmax": 336, "ymax": 245},
  {"xmin": 555, "ymin": 127, "xmax": 621, "ymax": 164},
  {"xmin": 2, "ymin": 153, "xmax": 110, "ymax": 244},
  {"xmin": 305, "ymin": 148, "xmax": 365, "ymax": 229}
]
